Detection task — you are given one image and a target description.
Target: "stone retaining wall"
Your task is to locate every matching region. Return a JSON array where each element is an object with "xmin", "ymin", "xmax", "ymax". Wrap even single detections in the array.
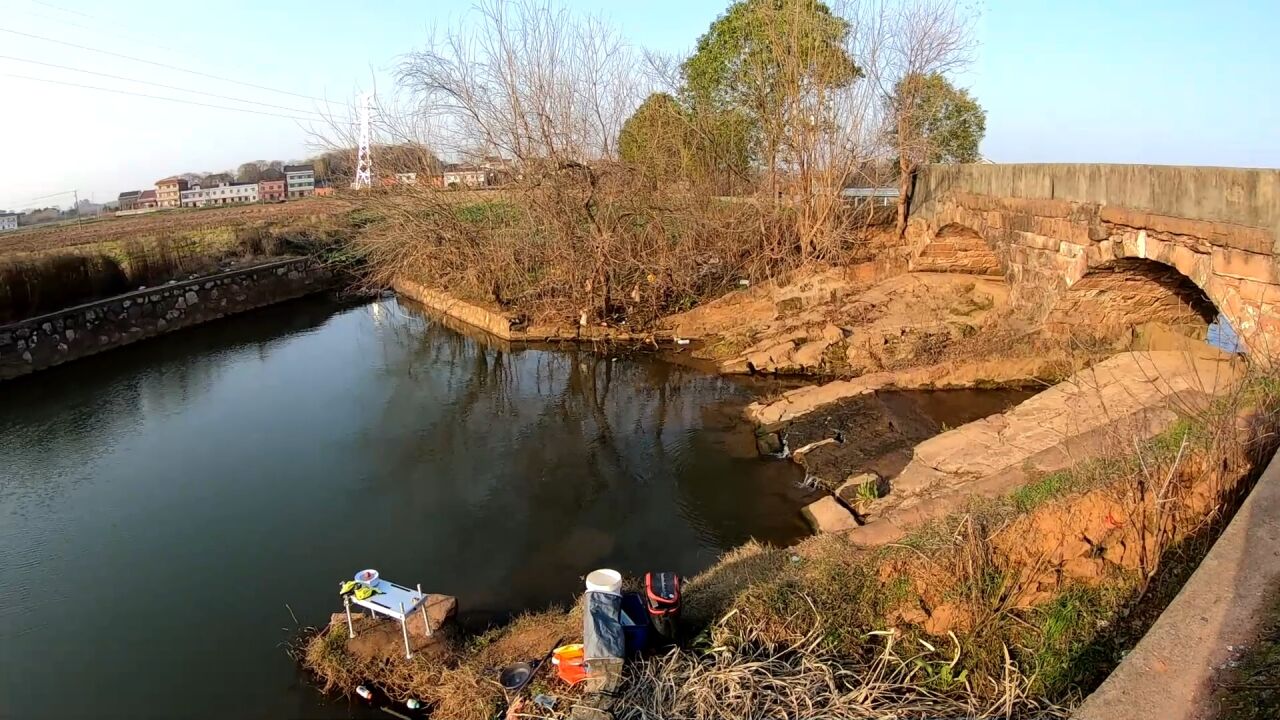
[
  {"xmin": 0, "ymin": 257, "xmax": 336, "ymax": 381},
  {"xmin": 393, "ymin": 277, "xmax": 673, "ymax": 344}
]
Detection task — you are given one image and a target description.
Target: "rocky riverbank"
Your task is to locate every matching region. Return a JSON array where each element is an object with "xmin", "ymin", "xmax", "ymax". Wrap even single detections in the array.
[
  {"xmin": 778, "ymin": 348, "xmax": 1242, "ymax": 538},
  {"xmin": 308, "ymin": 256, "xmax": 1259, "ymax": 719},
  {"xmin": 302, "ymin": 361, "xmax": 1277, "ymax": 718}
]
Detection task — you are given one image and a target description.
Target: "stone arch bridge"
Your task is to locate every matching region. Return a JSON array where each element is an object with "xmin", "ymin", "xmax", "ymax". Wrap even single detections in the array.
[{"xmin": 906, "ymin": 164, "xmax": 1280, "ymax": 357}]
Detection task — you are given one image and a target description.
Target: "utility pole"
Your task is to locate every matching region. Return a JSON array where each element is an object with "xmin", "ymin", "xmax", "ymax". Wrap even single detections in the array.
[
  {"xmin": 73, "ymin": 189, "xmax": 81, "ymax": 226},
  {"xmin": 354, "ymin": 92, "xmax": 373, "ymax": 190}
]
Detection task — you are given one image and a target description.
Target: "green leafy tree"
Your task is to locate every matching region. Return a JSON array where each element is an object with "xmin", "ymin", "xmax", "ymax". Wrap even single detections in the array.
[
  {"xmin": 680, "ymin": 0, "xmax": 861, "ymax": 190},
  {"xmin": 619, "ymin": 93, "xmax": 690, "ymax": 181},
  {"xmin": 618, "ymin": 93, "xmax": 752, "ymax": 192},
  {"xmin": 889, "ymin": 72, "xmax": 986, "ymax": 235},
  {"xmin": 890, "ymin": 72, "xmax": 985, "ymax": 165}
]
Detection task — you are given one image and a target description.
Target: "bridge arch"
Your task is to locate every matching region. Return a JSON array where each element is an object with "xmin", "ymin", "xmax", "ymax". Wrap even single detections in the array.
[
  {"xmin": 1045, "ymin": 257, "xmax": 1220, "ymax": 347},
  {"xmin": 910, "ymin": 223, "xmax": 1005, "ymax": 277}
]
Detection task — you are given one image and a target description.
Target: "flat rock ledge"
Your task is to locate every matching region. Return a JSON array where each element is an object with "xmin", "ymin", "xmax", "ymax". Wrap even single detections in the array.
[
  {"xmin": 789, "ymin": 349, "xmax": 1242, "ymax": 539},
  {"xmin": 845, "ymin": 349, "xmax": 1241, "ymax": 545},
  {"xmin": 747, "ymin": 355, "xmax": 1062, "ymax": 427}
]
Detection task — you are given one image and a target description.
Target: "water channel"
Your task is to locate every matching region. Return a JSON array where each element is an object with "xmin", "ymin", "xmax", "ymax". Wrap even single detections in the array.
[{"xmin": 0, "ymin": 295, "xmax": 1027, "ymax": 719}]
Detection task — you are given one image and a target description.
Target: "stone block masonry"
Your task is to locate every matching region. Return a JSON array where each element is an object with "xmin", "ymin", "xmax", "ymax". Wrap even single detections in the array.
[
  {"xmin": 0, "ymin": 258, "xmax": 336, "ymax": 382},
  {"xmin": 906, "ymin": 164, "xmax": 1280, "ymax": 359}
]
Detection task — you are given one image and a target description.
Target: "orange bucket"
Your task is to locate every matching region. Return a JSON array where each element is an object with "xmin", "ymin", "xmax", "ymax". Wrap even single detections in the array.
[{"xmin": 551, "ymin": 644, "xmax": 589, "ymax": 686}]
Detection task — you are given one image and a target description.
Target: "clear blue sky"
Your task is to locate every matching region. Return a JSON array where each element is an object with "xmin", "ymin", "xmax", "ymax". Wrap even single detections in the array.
[{"xmin": 0, "ymin": 0, "xmax": 1276, "ymax": 210}]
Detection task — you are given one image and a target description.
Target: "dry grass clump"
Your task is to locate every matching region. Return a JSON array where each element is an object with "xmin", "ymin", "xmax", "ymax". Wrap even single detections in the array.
[
  {"xmin": 353, "ymin": 175, "xmax": 879, "ymax": 331},
  {"xmin": 0, "ymin": 212, "xmax": 359, "ymax": 323},
  {"xmin": 618, "ymin": 601, "xmax": 1068, "ymax": 720},
  {"xmin": 0, "ymin": 253, "xmax": 131, "ymax": 323}
]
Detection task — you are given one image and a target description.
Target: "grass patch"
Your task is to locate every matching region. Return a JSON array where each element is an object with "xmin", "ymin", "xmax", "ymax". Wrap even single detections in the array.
[
  {"xmin": 1214, "ymin": 588, "xmax": 1280, "ymax": 720},
  {"xmin": 1011, "ymin": 415, "xmax": 1206, "ymax": 513},
  {"xmin": 1028, "ymin": 583, "xmax": 1128, "ymax": 698},
  {"xmin": 454, "ymin": 201, "xmax": 520, "ymax": 226},
  {"xmin": 1010, "ymin": 470, "xmax": 1074, "ymax": 512}
]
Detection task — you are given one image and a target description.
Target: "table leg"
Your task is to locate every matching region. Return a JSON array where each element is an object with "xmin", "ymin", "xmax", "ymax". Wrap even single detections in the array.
[
  {"xmin": 344, "ymin": 597, "xmax": 354, "ymax": 639},
  {"xmin": 418, "ymin": 584, "xmax": 430, "ymax": 638},
  {"xmin": 400, "ymin": 603, "xmax": 411, "ymax": 659}
]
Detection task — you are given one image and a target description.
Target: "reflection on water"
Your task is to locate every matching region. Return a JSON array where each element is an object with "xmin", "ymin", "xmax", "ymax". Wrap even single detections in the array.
[
  {"xmin": 1208, "ymin": 313, "xmax": 1243, "ymax": 353},
  {"xmin": 0, "ymin": 295, "xmax": 809, "ymax": 720}
]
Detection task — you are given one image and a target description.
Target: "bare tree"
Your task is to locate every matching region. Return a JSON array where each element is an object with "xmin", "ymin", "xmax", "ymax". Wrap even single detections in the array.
[
  {"xmin": 317, "ymin": 0, "xmax": 977, "ymax": 332},
  {"xmin": 395, "ymin": 0, "xmax": 640, "ymax": 165},
  {"xmin": 877, "ymin": 0, "xmax": 976, "ymax": 237}
]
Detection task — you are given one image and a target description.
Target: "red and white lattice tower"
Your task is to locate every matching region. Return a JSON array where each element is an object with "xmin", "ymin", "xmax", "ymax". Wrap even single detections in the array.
[{"xmin": 353, "ymin": 92, "xmax": 373, "ymax": 189}]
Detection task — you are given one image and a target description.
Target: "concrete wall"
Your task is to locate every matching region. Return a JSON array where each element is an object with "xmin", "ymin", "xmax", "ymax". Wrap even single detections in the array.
[
  {"xmin": 0, "ymin": 258, "xmax": 336, "ymax": 381},
  {"xmin": 911, "ymin": 164, "xmax": 1280, "ymax": 237}
]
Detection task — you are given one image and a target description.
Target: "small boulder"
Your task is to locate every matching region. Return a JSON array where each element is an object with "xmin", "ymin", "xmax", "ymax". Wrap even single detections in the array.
[
  {"xmin": 755, "ymin": 431, "xmax": 784, "ymax": 456},
  {"xmin": 802, "ymin": 496, "xmax": 858, "ymax": 533}
]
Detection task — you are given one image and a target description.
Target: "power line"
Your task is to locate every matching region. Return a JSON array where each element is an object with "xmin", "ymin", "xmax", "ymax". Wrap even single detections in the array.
[
  {"xmin": 29, "ymin": 0, "xmax": 91, "ymax": 19},
  {"xmin": 25, "ymin": 189, "xmax": 76, "ymax": 203},
  {"xmin": 16, "ymin": 1, "xmax": 189, "ymax": 56},
  {"xmin": 0, "ymin": 26, "xmax": 345, "ymax": 107},
  {"xmin": 1, "ymin": 73, "xmax": 321, "ymax": 121},
  {"xmin": 0, "ymin": 53, "xmax": 330, "ymax": 118}
]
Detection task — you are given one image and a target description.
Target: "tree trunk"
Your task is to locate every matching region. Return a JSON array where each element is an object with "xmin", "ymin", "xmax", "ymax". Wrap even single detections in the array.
[{"xmin": 896, "ymin": 159, "xmax": 913, "ymax": 240}]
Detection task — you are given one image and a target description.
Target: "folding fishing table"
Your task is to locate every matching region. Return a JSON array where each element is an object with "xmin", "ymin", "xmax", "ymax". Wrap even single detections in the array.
[{"xmin": 344, "ymin": 579, "xmax": 434, "ymax": 659}]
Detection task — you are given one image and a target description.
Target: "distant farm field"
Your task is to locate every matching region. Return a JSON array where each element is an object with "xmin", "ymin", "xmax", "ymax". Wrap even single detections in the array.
[
  {"xmin": 0, "ymin": 197, "xmax": 359, "ymax": 324},
  {"xmin": 0, "ymin": 198, "xmax": 354, "ymax": 258}
]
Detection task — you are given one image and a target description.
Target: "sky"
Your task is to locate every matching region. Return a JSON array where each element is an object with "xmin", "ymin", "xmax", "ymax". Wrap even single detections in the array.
[{"xmin": 0, "ymin": 0, "xmax": 1277, "ymax": 211}]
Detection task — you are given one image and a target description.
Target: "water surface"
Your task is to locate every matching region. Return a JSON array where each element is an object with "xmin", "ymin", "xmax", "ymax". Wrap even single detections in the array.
[{"xmin": 0, "ymin": 296, "xmax": 812, "ymax": 719}]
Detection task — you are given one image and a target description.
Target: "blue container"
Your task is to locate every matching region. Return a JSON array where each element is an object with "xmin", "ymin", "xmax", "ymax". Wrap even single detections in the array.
[{"xmin": 621, "ymin": 592, "xmax": 649, "ymax": 656}]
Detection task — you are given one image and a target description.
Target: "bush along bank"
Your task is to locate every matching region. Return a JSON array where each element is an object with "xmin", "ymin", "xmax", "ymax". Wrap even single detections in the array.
[{"xmin": 298, "ymin": 373, "xmax": 1280, "ymax": 719}]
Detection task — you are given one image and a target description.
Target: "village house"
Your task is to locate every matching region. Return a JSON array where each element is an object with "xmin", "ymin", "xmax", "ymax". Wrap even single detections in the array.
[
  {"xmin": 117, "ymin": 190, "xmax": 142, "ymax": 211},
  {"xmin": 258, "ymin": 178, "xmax": 286, "ymax": 203},
  {"xmin": 155, "ymin": 176, "xmax": 189, "ymax": 208},
  {"xmin": 441, "ymin": 164, "xmax": 495, "ymax": 189},
  {"xmin": 284, "ymin": 164, "xmax": 315, "ymax": 198},
  {"xmin": 179, "ymin": 184, "xmax": 205, "ymax": 208},
  {"xmin": 181, "ymin": 182, "xmax": 259, "ymax": 207},
  {"xmin": 0, "ymin": 213, "xmax": 17, "ymax": 232},
  {"xmin": 117, "ymin": 158, "xmax": 329, "ymax": 212}
]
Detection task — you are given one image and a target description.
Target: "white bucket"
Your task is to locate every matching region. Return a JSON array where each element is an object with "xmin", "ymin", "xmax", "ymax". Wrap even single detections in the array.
[{"xmin": 585, "ymin": 568, "xmax": 622, "ymax": 595}]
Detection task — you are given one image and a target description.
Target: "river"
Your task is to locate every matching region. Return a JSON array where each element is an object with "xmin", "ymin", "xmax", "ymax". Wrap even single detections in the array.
[
  {"xmin": 0, "ymin": 295, "xmax": 823, "ymax": 719},
  {"xmin": 0, "ymin": 293, "xmax": 1042, "ymax": 719}
]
